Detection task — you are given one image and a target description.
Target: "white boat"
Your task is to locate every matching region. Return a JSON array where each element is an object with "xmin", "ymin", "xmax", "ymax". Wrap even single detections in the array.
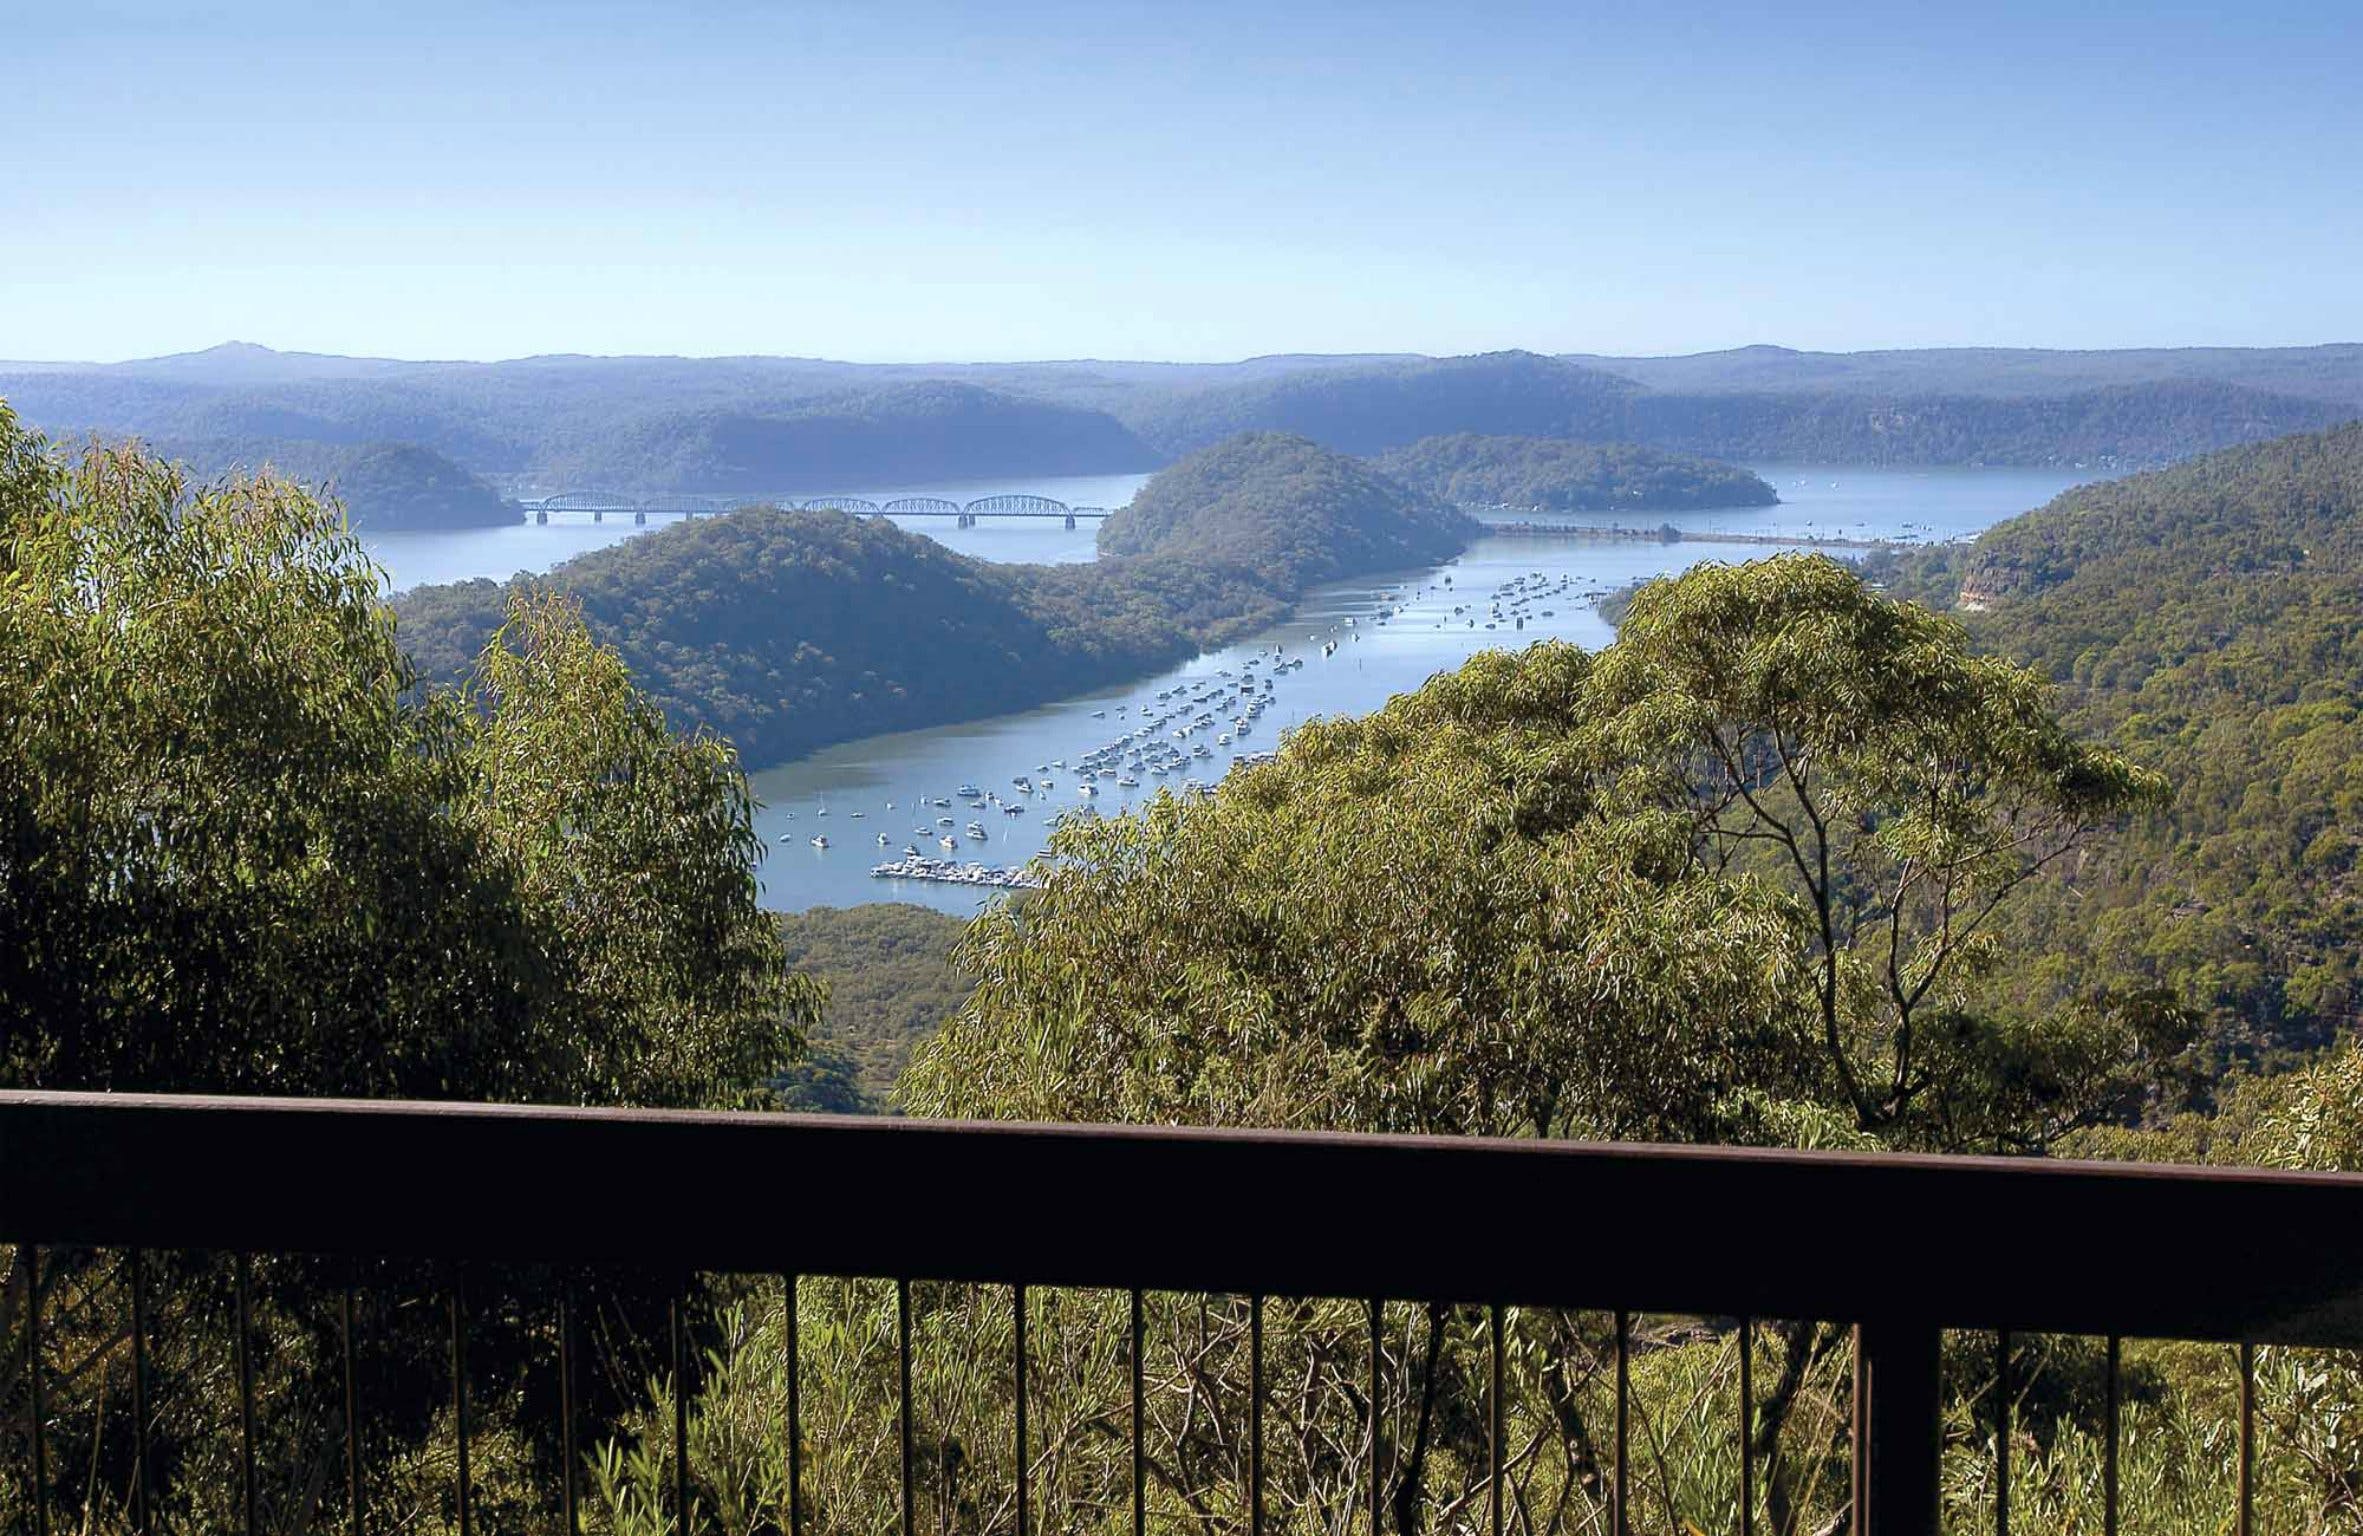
[{"xmin": 810, "ymin": 835, "xmax": 830, "ymax": 849}]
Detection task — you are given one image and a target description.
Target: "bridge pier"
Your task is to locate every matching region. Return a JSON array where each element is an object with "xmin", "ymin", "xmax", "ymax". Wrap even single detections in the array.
[
  {"xmin": 535, "ymin": 510, "xmax": 548, "ymax": 525},
  {"xmin": 1064, "ymin": 513, "xmax": 1077, "ymax": 529},
  {"xmin": 635, "ymin": 510, "xmax": 647, "ymax": 525},
  {"xmin": 593, "ymin": 509, "xmax": 603, "ymax": 523}
]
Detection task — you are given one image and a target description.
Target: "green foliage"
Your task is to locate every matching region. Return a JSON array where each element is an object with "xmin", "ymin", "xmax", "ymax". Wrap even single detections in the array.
[
  {"xmin": 904, "ymin": 553, "xmax": 2163, "ymax": 1149},
  {"xmin": 1590, "ymin": 553, "xmax": 2168, "ymax": 1138},
  {"xmin": 1097, "ymin": 430, "xmax": 1476, "ymax": 585},
  {"xmin": 396, "ymin": 434, "xmax": 1477, "ymax": 772},
  {"xmin": 1369, "ymin": 432, "xmax": 1779, "ymax": 512},
  {"xmin": 1874, "ymin": 421, "xmax": 2363, "ymax": 1067},
  {"xmin": 0, "ymin": 405, "xmax": 812, "ymax": 1104},
  {"xmin": 585, "ymin": 1283, "xmax": 1863, "ymax": 1536},
  {"xmin": 772, "ymin": 904, "xmax": 972, "ymax": 1103}
]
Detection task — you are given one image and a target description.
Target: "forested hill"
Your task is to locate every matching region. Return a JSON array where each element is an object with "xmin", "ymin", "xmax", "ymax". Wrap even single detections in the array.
[
  {"xmin": 1126, "ymin": 351, "xmax": 2347, "ymax": 467},
  {"xmin": 0, "ymin": 371, "xmax": 1157, "ymax": 492},
  {"xmin": 1562, "ymin": 341, "xmax": 2363, "ymax": 406},
  {"xmin": 1870, "ymin": 422, "xmax": 2363, "ymax": 1067},
  {"xmin": 396, "ymin": 433, "xmax": 1474, "ymax": 769},
  {"xmin": 1098, "ymin": 430, "xmax": 1474, "ymax": 582},
  {"xmin": 9, "ymin": 344, "xmax": 2348, "ymax": 485},
  {"xmin": 157, "ymin": 438, "xmax": 517, "ymax": 529},
  {"xmin": 1129, "ymin": 351, "xmax": 1643, "ymax": 456},
  {"xmin": 1368, "ymin": 434, "xmax": 1778, "ymax": 512},
  {"xmin": 531, "ymin": 382, "xmax": 1158, "ymax": 492}
]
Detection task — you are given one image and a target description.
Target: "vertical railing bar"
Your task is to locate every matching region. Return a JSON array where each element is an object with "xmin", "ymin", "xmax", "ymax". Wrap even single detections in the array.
[
  {"xmin": 672, "ymin": 1279, "xmax": 692, "ymax": 1536},
  {"xmin": 561, "ymin": 1282, "xmax": 580, "ymax": 1536},
  {"xmin": 1613, "ymin": 1309, "xmax": 1630, "ymax": 1536},
  {"xmin": 1996, "ymin": 1328, "xmax": 2011, "ymax": 1536},
  {"xmin": 130, "ymin": 1248, "xmax": 151, "ymax": 1536},
  {"xmin": 1130, "ymin": 1288, "xmax": 1145, "ymax": 1536},
  {"xmin": 1850, "ymin": 1324, "xmax": 1867, "ymax": 1536},
  {"xmin": 1738, "ymin": 1316, "xmax": 1754, "ymax": 1536},
  {"xmin": 1015, "ymin": 1283, "xmax": 1029, "ymax": 1536},
  {"xmin": 898, "ymin": 1278, "xmax": 915, "ymax": 1536},
  {"xmin": 23, "ymin": 1243, "xmax": 48, "ymax": 1536},
  {"xmin": 2103, "ymin": 1334, "xmax": 2120, "ymax": 1536},
  {"xmin": 1250, "ymin": 1294, "xmax": 1264, "ymax": 1536},
  {"xmin": 785, "ymin": 1275, "xmax": 803, "ymax": 1536},
  {"xmin": 1369, "ymin": 1297, "xmax": 1384, "ymax": 1536},
  {"xmin": 1489, "ymin": 1305, "xmax": 1505, "ymax": 1536},
  {"xmin": 452, "ymin": 1273, "xmax": 472, "ymax": 1536},
  {"xmin": 235, "ymin": 1252, "xmax": 257, "ymax": 1536},
  {"xmin": 2238, "ymin": 1339, "xmax": 2255, "ymax": 1536},
  {"xmin": 340, "ymin": 1276, "xmax": 361, "ymax": 1536}
]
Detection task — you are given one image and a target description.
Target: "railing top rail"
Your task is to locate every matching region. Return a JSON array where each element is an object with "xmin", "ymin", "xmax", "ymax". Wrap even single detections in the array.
[{"xmin": 6, "ymin": 1089, "xmax": 2361, "ymax": 1345}]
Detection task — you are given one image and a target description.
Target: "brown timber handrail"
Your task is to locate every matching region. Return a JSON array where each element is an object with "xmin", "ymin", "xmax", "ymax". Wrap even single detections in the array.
[
  {"xmin": 6, "ymin": 1090, "xmax": 2362, "ymax": 1342},
  {"xmin": 7, "ymin": 1088, "xmax": 2363, "ymax": 1536}
]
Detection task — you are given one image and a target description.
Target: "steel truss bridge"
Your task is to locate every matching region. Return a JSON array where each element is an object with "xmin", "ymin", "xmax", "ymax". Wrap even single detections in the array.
[{"xmin": 519, "ymin": 491, "xmax": 1112, "ymax": 528}]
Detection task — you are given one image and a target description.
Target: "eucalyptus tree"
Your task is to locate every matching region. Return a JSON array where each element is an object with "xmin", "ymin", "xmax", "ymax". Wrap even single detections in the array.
[
  {"xmin": 1585, "ymin": 553, "xmax": 2171, "ymax": 1142},
  {"xmin": 0, "ymin": 408, "xmax": 815, "ymax": 1535},
  {"xmin": 0, "ymin": 408, "xmax": 811, "ymax": 1103},
  {"xmin": 871, "ymin": 554, "xmax": 2166, "ymax": 1536}
]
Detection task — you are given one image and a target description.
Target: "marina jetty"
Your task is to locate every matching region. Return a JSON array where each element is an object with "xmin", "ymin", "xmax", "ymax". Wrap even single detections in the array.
[{"xmin": 872, "ymin": 855, "xmax": 1045, "ymax": 890}]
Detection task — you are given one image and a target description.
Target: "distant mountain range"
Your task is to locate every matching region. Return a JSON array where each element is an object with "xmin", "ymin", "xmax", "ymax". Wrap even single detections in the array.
[
  {"xmin": 1559, "ymin": 341, "xmax": 2363, "ymax": 405},
  {"xmin": 3, "ymin": 342, "xmax": 2355, "ymax": 524}
]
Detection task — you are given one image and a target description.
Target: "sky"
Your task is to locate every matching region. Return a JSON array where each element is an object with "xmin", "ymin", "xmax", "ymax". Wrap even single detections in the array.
[{"xmin": 7, "ymin": 0, "xmax": 2361, "ymax": 364}]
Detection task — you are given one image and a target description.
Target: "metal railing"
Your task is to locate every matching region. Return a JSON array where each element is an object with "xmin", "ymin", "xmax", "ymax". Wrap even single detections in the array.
[{"xmin": 8, "ymin": 1089, "xmax": 2363, "ymax": 1536}]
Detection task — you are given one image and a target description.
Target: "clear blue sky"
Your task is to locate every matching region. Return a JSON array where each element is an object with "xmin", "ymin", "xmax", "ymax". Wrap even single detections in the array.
[{"xmin": 8, "ymin": 0, "xmax": 2359, "ymax": 363}]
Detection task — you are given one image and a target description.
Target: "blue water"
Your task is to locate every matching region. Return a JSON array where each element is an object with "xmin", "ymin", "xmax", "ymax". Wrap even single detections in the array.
[
  {"xmin": 747, "ymin": 462, "xmax": 2096, "ymax": 912},
  {"xmin": 364, "ymin": 470, "xmax": 1132, "ymax": 591},
  {"xmin": 355, "ymin": 460, "xmax": 2097, "ymax": 913}
]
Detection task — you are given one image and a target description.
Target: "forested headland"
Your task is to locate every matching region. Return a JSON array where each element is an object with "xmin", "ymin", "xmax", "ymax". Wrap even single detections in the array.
[
  {"xmin": 156, "ymin": 436, "xmax": 519, "ymax": 528},
  {"xmin": 1861, "ymin": 421, "xmax": 2363, "ymax": 1135},
  {"xmin": 1369, "ymin": 432, "xmax": 1779, "ymax": 511},
  {"xmin": 530, "ymin": 381, "xmax": 1159, "ymax": 492},
  {"xmin": 394, "ymin": 432, "xmax": 1475, "ymax": 769}
]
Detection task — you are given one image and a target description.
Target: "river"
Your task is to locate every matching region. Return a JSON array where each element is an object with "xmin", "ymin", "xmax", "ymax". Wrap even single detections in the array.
[
  {"xmin": 363, "ymin": 470, "xmax": 1147, "ymax": 590},
  {"xmin": 361, "ymin": 462, "xmax": 2096, "ymax": 914},
  {"xmin": 741, "ymin": 463, "xmax": 2093, "ymax": 913}
]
